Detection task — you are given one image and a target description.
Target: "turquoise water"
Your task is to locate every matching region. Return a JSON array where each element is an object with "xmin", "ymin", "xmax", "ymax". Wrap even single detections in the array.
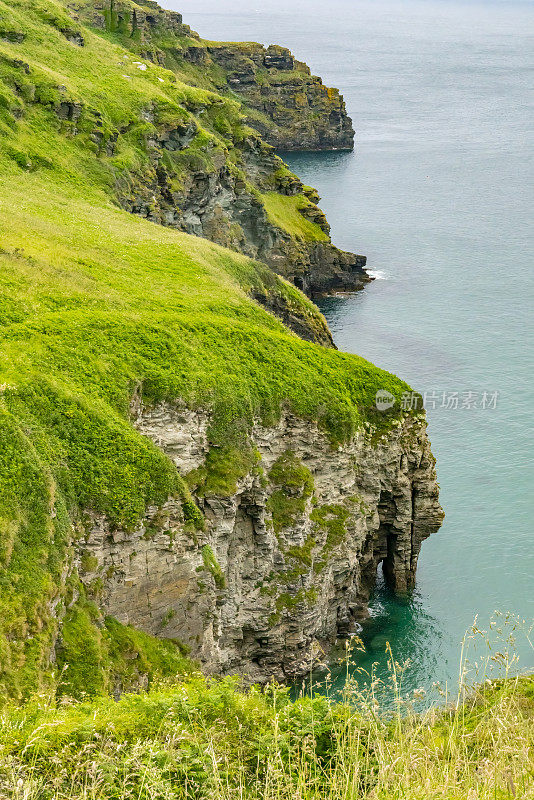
[{"xmin": 175, "ymin": 0, "xmax": 534, "ymax": 696}]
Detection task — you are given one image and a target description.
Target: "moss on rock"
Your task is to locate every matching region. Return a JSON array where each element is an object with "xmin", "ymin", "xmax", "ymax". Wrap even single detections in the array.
[
  {"xmin": 201, "ymin": 545, "xmax": 226, "ymax": 590},
  {"xmin": 267, "ymin": 451, "xmax": 314, "ymax": 533}
]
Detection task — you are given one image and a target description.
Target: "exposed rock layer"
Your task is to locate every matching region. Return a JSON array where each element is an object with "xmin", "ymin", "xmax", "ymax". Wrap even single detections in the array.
[
  {"xmin": 120, "ymin": 122, "xmax": 369, "ymax": 297},
  {"xmin": 77, "ymin": 405, "xmax": 443, "ymax": 683},
  {"xmin": 203, "ymin": 43, "xmax": 355, "ymax": 151}
]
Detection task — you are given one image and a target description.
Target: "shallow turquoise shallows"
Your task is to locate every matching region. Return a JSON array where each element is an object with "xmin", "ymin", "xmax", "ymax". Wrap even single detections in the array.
[{"xmin": 175, "ymin": 0, "xmax": 534, "ymax": 698}]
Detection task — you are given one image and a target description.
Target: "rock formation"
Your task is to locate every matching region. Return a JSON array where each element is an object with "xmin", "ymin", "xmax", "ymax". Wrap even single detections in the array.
[
  {"xmin": 118, "ymin": 118, "xmax": 368, "ymax": 296},
  {"xmin": 76, "ymin": 405, "xmax": 444, "ymax": 683},
  {"xmin": 202, "ymin": 43, "xmax": 355, "ymax": 151},
  {"xmin": 70, "ymin": 1, "xmax": 355, "ymax": 151}
]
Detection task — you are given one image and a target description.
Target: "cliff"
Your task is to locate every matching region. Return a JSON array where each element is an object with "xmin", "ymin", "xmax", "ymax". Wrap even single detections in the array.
[
  {"xmin": 60, "ymin": 0, "xmax": 367, "ymax": 299},
  {"xmin": 0, "ymin": 0, "xmax": 443, "ymax": 700},
  {"xmin": 77, "ymin": 406, "xmax": 442, "ymax": 685},
  {"xmin": 0, "ymin": 160, "xmax": 443, "ymax": 698},
  {"xmin": 194, "ymin": 42, "xmax": 355, "ymax": 151},
  {"xmin": 68, "ymin": 0, "xmax": 355, "ymax": 151}
]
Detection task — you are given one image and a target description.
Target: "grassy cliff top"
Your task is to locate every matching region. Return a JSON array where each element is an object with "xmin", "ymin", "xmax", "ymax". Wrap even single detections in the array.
[
  {"xmin": 0, "ymin": 0, "xmax": 411, "ymax": 522},
  {"xmin": 0, "ymin": 161, "xmax": 408, "ymax": 521}
]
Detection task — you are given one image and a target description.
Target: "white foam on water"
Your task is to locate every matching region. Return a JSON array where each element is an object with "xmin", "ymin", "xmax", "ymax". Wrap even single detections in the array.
[
  {"xmin": 367, "ymin": 269, "xmax": 389, "ymax": 281},
  {"xmin": 349, "ymin": 623, "xmax": 363, "ymax": 636}
]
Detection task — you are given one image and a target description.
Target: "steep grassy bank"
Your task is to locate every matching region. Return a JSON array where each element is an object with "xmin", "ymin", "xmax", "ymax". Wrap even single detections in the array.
[
  {"xmin": 0, "ymin": 671, "xmax": 532, "ymax": 798},
  {"xmin": 0, "ymin": 159, "xmax": 410, "ymax": 699}
]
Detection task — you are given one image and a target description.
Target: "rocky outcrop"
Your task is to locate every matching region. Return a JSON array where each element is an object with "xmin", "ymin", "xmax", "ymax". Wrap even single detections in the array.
[
  {"xmin": 61, "ymin": 1, "xmax": 366, "ymax": 302},
  {"xmin": 68, "ymin": 0, "xmax": 189, "ymax": 41},
  {"xmin": 203, "ymin": 43, "xmax": 355, "ymax": 151},
  {"xmin": 69, "ymin": 2, "xmax": 355, "ymax": 151},
  {"xmin": 121, "ymin": 163, "xmax": 369, "ymax": 297},
  {"xmin": 77, "ymin": 405, "xmax": 443, "ymax": 683},
  {"xmin": 251, "ymin": 289, "xmax": 334, "ymax": 347},
  {"xmin": 117, "ymin": 115, "xmax": 368, "ymax": 297}
]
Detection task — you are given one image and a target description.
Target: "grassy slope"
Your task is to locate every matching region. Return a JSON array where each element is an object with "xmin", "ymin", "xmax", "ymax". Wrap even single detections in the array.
[
  {"xmin": 0, "ymin": 4, "xmax": 530, "ymax": 798},
  {"xmin": 0, "ymin": 674, "xmax": 532, "ymax": 798},
  {"xmin": 1, "ymin": 0, "xmax": 330, "ymax": 241},
  {"xmin": 261, "ymin": 191, "xmax": 330, "ymax": 242},
  {"xmin": 0, "ymin": 0, "xmax": 412, "ymax": 698}
]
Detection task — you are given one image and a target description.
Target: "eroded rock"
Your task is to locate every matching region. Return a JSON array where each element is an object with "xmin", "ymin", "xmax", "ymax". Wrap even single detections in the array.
[{"xmin": 77, "ymin": 406, "xmax": 443, "ymax": 684}]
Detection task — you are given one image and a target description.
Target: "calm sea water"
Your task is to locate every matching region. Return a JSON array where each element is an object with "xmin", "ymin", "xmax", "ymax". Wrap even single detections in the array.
[{"xmin": 173, "ymin": 0, "xmax": 534, "ymax": 698}]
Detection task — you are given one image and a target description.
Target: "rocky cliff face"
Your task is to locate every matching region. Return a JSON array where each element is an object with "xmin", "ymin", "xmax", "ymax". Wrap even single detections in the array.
[
  {"xmin": 119, "ymin": 114, "xmax": 368, "ymax": 296},
  {"xmin": 76, "ymin": 405, "xmax": 443, "ymax": 683},
  {"xmin": 70, "ymin": 1, "xmax": 355, "ymax": 151},
  {"xmin": 201, "ymin": 43, "xmax": 355, "ymax": 151}
]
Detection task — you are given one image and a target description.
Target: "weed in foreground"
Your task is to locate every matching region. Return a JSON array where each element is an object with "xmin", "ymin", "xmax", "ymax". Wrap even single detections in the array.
[{"xmin": 0, "ymin": 612, "xmax": 532, "ymax": 799}]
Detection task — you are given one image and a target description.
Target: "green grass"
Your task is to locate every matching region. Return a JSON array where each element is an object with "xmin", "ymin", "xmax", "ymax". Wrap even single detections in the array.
[
  {"xmin": 261, "ymin": 192, "xmax": 330, "ymax": 242},
  {"xmin": 311, "ymin": 504, "xmax": 351, "ymax": 551},
  {"xmin": 56, "ymin": 606, "xmax": 193, "ymax": 699},
  {"xmin": 267, "ymin": 451, "xmax": 315, "ymax": 533},
  {"xmin": 201, "ymin": 545, "xmax": 226, "ymax": 590},
  {"xmin": 0, "ymin": 160, "xmax": 409, "ymax": 697},
  {"xmin": 0, "ymin": 641, "xmax": 531, "ymax": 799}
]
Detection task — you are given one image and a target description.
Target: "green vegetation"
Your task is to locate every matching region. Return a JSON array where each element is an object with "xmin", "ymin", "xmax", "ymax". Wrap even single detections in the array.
[
  {"xmin": 201, "ymin": 545, "xmax": 226, "ymax": 590},
  {"xmin": 56, "ymin": 601, "xmax": 192, "ymax": 699},
  {"xmin": 187, "ymin": 445, "xmax": 260, "ymax": 497},
  {"xmin": 0, "ymin": 668, "xmax": 531, "ymax": 798},
  {"xmin": 269, "ymin": 586, "xmax": 318, "ymax": 624},
  {"xmin": 285, "ymin": 534, "xmax": 316, "ymax": 567},
  {"xmin": 261, "ymin": 192, "xmax": 330, "ymax": 242},
  {"xmin": 311, "ymin": 503, "xmax": 352, "ymax": 571},
  {"xmin": 268, "ymin": 451, "xmax": 315, "ymax": 492},
  {"xmin": 311, "ymin": 504, "xmax": 351, "ymax": 549},
  {"xmin": 267, "ymin": 451, "xmax": 315, "ymax": 533}
]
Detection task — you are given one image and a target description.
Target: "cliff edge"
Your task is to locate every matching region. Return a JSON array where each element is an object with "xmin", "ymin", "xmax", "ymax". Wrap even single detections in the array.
[
  {"xmin": 78, "ymin": 405, "xmax": 443, "ymax": 685},
  {"xmin": 61, "ymin": 0, "xmax": 367, "ymax": 301},
  {"xmin": 69, "ymin": 0, "xmax": 355, "ymax": 151}
]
